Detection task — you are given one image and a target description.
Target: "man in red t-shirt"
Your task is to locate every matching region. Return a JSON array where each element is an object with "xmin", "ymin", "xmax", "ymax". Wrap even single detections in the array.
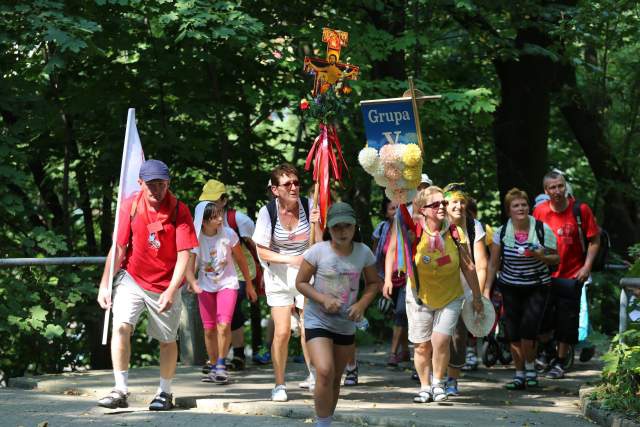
[
  {"xmin": 96, "ymin": 159, "xmax": 198, "ymax": 410},
  {"xmin": 533, "ymin": 170, "xmax": 600, "ymax": 379}
]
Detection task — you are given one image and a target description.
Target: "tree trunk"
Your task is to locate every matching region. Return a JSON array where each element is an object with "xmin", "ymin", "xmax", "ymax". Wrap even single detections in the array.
[
  {"xmin": 493, "ymin": 28, "xmax": 558, "ymax": 215},
  {"xmin": 560, "ymin": 78, "xmax": 640, "ymax": 254}
]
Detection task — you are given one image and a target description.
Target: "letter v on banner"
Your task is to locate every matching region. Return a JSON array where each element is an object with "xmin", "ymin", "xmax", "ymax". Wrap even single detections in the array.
[{"xmin": 102, "ymin": 108, "xmax": 145, "ymax": 345}]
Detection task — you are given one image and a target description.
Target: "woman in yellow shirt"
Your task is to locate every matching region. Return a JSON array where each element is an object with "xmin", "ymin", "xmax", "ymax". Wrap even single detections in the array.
[{"xmin": 383, "ymin": 186, "xmax": 483, "ymax": 403}]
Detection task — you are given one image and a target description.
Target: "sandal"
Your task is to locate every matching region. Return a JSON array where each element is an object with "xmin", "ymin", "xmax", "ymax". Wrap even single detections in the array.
[
  {"xmin": 525, "ymin": 371, "xmax": 539, "ymax": 387},
  {"xmin": 344, "ymin": 365, "xmax": 358, "ymax": 386},
  {"xmin": 148, "ymin": 391, "xmax": 173, "ymax": 411},
  {"xmin": 214, "ymin": 365, "xmax": 229, "ymax": 384},
  {"xmin": 432, "ymin": 384, "xmax": 447, "ymax": 402},
  {"xmin": 97, "ymin": 389, "xmax": 129, "ymax": 409},
  {"xmin": 413, "ymin": 389, "xmax": 433, "ymax": 403},
  {"xmin": 505, "ymin": 376, "xmax": 525, "ymax": 390}
]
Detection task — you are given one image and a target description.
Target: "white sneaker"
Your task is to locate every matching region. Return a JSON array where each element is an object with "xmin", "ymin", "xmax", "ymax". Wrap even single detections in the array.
[
  {"xmin": 271, "ymin": 384, "xmax": 288, "ymax": 402},
  {"xmin": 299, "ymin": 374, "xmax": 315, "ymax": 389}
]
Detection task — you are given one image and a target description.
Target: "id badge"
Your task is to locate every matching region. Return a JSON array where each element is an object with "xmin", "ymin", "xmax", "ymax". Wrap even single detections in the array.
[
  {"xmin": 436, "ymin": 254, "xmax": 452, "ymax": 266},
  {"xmin": 147, "ymin": 221, "xmax": 163, "ymax": 233}
]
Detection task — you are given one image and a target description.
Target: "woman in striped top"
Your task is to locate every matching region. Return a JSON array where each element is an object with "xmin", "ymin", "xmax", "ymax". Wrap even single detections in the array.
[
  {"xmin": 485, "ymin": 188, "xmax": 559, "ymax": 390},
  {"xmin": 253, "ymin": 163, "xmax": 321, "ymax": 402}
]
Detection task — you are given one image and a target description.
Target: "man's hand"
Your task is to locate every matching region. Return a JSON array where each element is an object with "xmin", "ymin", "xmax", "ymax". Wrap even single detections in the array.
[
  {"xmin": 246, "ymin": 281, "xmax": 258, "ymax": 303},
  {"xmin": 97, "ymin": 286, "xmax": 112, "ymax": 309},
  {"xmin": 347, "ymin": 301, "xmax": 365, "ymax": 321},
  {"xmin": 322, "ymin": 295, "xmax": 342, "ymax": 314},
  {"xmin": 158, "ymin": 288, "xmax": 177, "ymax": 313},
  {"xmin": 575, "ymin": 265, "xmax": 591, "ymax": 283}
]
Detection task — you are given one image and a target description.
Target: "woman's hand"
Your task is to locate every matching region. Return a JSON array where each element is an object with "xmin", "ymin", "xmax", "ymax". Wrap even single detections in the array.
[
  {"xmin": 472, "ymin": 296, "xmax": 484, "ymax": 317},
  {"xmin": 310, "ymin": 207, "xmax": 320, "ymax": 224},
  {"xmin": 321, "ymin": 295, "xmax": 342, "ymax": 313},
  {"xmin": 347, "ymin": 301, "xmax": 365, "ymax": 321}
]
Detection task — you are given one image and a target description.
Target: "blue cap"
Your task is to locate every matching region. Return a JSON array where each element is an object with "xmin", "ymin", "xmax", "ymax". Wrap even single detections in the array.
[{"xmin": 139, "ymin": 159, "xmax": 170, "ymax": 182}]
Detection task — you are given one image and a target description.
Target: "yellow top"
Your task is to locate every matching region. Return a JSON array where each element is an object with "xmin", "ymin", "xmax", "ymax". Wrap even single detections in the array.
[{"xmin": 414, "ymin": 224, "xmax": 465, "ymax": 308}]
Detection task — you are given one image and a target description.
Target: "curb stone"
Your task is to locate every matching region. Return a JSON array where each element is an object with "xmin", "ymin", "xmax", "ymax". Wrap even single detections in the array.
[{"xmin": 579, "ymin": 386, "xmax": 640, "ymax": 427}]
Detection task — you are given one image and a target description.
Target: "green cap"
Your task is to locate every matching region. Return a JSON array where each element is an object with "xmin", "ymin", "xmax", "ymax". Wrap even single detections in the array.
[{"xmin": 327, "ymin": 202, "xmax": 357, "ymax": 228}]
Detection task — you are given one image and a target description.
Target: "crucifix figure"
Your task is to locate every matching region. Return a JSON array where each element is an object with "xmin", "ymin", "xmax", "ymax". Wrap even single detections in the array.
[{"xmin": 303, "ymin": 27, "xmax": 360, "ymax": 96}]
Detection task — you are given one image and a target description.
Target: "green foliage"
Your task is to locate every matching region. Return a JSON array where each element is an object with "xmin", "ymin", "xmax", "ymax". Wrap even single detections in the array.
[
  {"xmin": 594, "ymin": 329, "xmax": 640, "ymax": 420},
  {"xmin": 1, "ymin": 0, "xmax": 639, "ymax": 377}
]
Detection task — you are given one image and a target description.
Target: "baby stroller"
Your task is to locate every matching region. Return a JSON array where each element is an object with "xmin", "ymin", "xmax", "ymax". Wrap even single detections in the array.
[{"xmin": 482, "ymin": 289, "xmax": 513, "ymax": 367}]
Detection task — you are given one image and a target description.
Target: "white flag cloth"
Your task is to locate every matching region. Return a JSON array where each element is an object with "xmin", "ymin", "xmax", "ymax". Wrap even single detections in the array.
[
  {"xmin": 119, "ymin": 108, "xmax": 145, "ymax": 201},
  {"xmin": 102, "ymin": 108, "xmax": 145, "ymax": 345}
]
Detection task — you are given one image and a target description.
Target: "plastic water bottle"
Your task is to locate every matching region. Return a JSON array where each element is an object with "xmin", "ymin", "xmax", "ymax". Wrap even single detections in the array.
[{"xmin": 355, "ymin": 317, "xmax": 369, "ymax": 331}]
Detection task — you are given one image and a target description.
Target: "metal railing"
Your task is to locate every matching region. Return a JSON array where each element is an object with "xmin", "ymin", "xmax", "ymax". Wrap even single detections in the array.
[{"xmin": 0, "ymin": 257, "xmax": 106, "ymax": 267}]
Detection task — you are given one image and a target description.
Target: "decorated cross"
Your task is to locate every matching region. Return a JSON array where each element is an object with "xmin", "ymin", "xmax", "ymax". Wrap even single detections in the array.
[{"xmin": 303, "ymin": 27, "xmax": 360, "ymax": 96}]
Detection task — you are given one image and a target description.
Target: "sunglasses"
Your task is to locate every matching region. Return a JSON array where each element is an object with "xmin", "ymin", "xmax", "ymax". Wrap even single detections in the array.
[
  {"xmin": 423, "ymin": 200, "xmax": 449, "ymax": 210},
  {"xmin": 277, "ymin": 180, "xmax": 300, "ymax": 189}
]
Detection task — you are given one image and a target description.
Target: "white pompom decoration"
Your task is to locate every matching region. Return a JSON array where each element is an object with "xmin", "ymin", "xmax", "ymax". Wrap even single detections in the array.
[{"xmin": 358, "ymin": 147, "xmax": 379, "ymax": 174}]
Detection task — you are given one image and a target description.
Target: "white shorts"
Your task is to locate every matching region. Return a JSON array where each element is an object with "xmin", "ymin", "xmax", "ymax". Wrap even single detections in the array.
[
  {"xmin": 263, "ymin": 263, "xmax": 304, "ymax": 309},
  {"xmin": 405, "ymin": 285, "xmax": 463, "ymax": 343},
  {"xmin": 111, "ymin": 270, "xmax": 182, "ymax": 342}
]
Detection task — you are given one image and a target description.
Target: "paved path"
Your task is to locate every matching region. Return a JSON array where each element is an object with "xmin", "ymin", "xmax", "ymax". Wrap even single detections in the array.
[{"xmin": 7, "ymin": 346, "xmax": 600, "ymax": 426}]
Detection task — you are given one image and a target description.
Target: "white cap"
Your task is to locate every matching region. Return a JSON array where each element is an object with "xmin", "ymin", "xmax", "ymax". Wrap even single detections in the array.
[{"xmin": 421, "ymin": 173, "xmax": 432, "ymax": 185}]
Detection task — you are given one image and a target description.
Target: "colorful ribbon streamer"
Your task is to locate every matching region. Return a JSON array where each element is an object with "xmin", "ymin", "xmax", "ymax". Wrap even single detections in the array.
[{"xmin": 304, "ymin": 122, "xmax": 348, "ymax": 228}]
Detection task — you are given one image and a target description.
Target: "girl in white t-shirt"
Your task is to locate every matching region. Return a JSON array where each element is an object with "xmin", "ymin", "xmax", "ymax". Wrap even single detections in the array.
[{"xmin": 187, "ymin": 203, "xmax": 254, "ymax": 384}]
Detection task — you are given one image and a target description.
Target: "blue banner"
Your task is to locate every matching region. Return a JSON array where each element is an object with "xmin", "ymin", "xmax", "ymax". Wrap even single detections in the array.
[{"xmin": 360, "ymin": 98, "xmax": 418, "ymax": 150}]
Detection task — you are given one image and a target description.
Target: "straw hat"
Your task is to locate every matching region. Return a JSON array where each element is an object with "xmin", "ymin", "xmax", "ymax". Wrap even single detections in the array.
[{"xmin": 461, "ymin": 296, "xmax": 496, "ymax": 338}]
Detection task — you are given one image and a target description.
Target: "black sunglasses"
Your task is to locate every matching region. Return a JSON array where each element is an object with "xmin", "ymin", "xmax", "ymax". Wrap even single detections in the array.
[
  {"xmin": 423, "ymin": 200, "xmax": 449, "ymax": 210},
  {"xmin": 277, "ymin": 180, "xmax": 300, "ymax": 189}
]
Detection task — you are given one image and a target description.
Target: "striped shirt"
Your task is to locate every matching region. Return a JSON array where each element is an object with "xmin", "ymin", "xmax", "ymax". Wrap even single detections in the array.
[
  {"xmin": 253, "ymin": 198, "xmax": 311, "ymax": 256},
  {"xmin": 494, "ymin": 226, "xmax": 555, "ymax": 287}
]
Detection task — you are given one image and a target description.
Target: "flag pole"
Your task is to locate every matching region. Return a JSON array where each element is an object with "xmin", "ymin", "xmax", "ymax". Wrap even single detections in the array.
[{"xmin": 102, "ymin": 108, "xmax": 137, "ymax": 345}]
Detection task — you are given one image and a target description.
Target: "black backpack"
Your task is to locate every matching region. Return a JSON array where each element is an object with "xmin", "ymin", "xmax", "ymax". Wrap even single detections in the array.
[
  {"xmin": 573, "ymin": 200, "xmax": 609, "ymax": 272},
  {"xmin": 498, "ymin": 219, "xmax": 552, "ymax": 272},
  {"xmin": 265, "ymin": 196, "xmax": 310, "ymax": 237}
]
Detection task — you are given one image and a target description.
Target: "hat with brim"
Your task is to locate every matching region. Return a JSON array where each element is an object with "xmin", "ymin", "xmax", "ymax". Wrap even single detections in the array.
[
  {"xmin": 199, "ymin": 179, "xmax": 226, "ymax": 201},
  {"xmin": 327, "ymin": 202, "xmax": 357, "ymax": 228},
  {"xmin": 139, "ymin": 159, "xmax": 170, "ymax": 182},
  {"xmin": 461, "ymin": 296, "xmax": 496, "ymax": 338}
]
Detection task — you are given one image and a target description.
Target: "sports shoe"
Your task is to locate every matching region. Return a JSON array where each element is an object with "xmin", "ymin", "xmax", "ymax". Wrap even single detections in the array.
[
  {"xmin": 227, "ymin": 356, "xmax": 245, "ymax": 371},
  {"xmin": 411, "ymin": 370, "xmax": 420, "ymax": 381},
  {"xmin": 579, "ymin": 345, "xmax": 596, "ymax": 362},
  {"xmin": 387, "ymin": 353, "xmax": 401, "ymax": 367},
  {"xmin": 148, "ymin": 391, "xmax": 173, "ymax": 411},
  {"xmin": 97, "ymin": 389, "xmax": 129, "ymax": 409},
  {"xmin": 271, "ymin": 384, "xmax": 288, "ymax": 402},
  {"xmin": 462, "ymin": 347, "xmax": 478, "ymax": 371},
  {"xmin": 445, "ymin": 378, "xmax": 459, "ymax": 396},
  {"xmin": 253, "ymin": 346, "xmax": 271, "ymax": 365},
  {"xmin": 546, "ymin": 363, "xmax": 565, "ymax": 379},
  {"xmin": 202, "ymin": 361, "xmax": 214, "ymax": 374},
  {"xmin": 344, "ymin": 365, "xmax": 358, "ymax": 386},
  {"xmin": 299, "ymin": 373, "xmax": 315, "ymax": 390},
  {"xmin": 431, "ymin": 383, "xmax": 447, "ymax": 402},
  {"xmin": 214, "ymin": 365, "xmax": 229, "ymax": 384}
]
